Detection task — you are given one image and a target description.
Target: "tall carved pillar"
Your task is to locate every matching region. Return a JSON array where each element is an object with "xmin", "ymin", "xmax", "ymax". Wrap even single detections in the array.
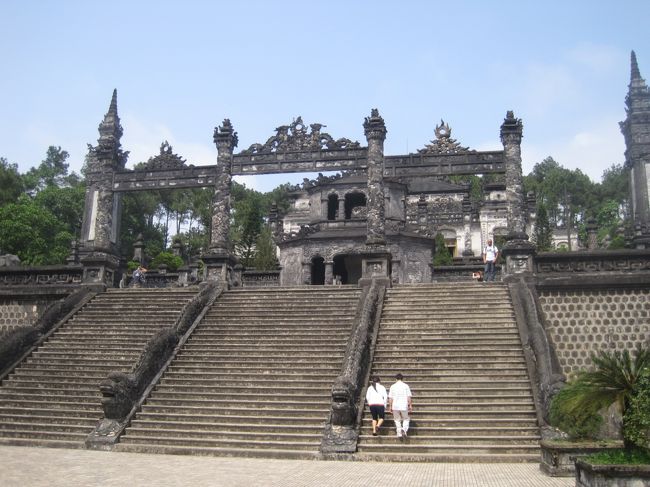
[
  {"xmin": 364, "ymin": 109, "xmax": 387, "ymax": 246},
  {"xmin": 620, "ymin": 51, "xmax": 650, "ymax": 248},
  {"xmin": 79, "ymin": 90, "xmax": 127, "ymax": 286},
  {"xmin": 500, "ymin": 111, "xmax": 535, "ymax": 278},
  {"xmin": 204, "ymin": 119, "xmax": 238, "ymax": 283},
  {"xmin": 338, "ymin": 196, "xmax": 345, "ymax": 221},
  {"xmin": 324, "ymin": 261, "xmax": 334, "ymax": 285},
  {"xmin": 501, "ymin": 111, "xmax": 527, "ymax": 238}
]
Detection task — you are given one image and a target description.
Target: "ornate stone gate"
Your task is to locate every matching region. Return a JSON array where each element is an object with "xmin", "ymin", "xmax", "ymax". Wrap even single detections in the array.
[{"xmin": 79, "ymin": 91, "xmax": 526, "ymax": 286}]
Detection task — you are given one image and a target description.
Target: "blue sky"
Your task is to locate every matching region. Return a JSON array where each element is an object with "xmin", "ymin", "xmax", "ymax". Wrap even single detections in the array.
[{"xmin": 1, "ymin": 0, "xmax": 649, "ymax": 192}]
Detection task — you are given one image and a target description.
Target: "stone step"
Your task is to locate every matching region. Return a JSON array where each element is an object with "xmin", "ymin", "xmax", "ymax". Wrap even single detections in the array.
[
  {"xmin": 0, "ymin": 406, "xmax": 101, "ymax": 419},
  {"xmin": 115, "ymin": 442, "xmax": 320, "ymax": 460},
  {"xmin": 0, "ymin": 399, "xmax": 101, "ymax": 411},
  {"xmin": 352, "ymin": 451, "xmax": 540, "ymax": 463},
  {"xmin": 166, "ymin": 365, "xmax": 342, "ymax": 375},
  {"xmin": 157, "ymin": 371, "xmax": 340, "ymax": 382},
  {"xmin": 176, "ymin": 347, "xmax": 343, "ymax": 357},
  {"xmin": 0, "ymin": 392, "xmax": 100, "ymax": 403},
  {"xmin": 355, "ymin": 443, "xmax": 540, "ymax": 456},
  {"xmin": 0, "ymin": 420, "xmax": 94, "ymax": 434},
  {"xmin": 132, "ymin": 411, "xmax": 328, "ymax": 425},
  {"xmin": 357, "ymin": 434, "xmax": 540, "ymax": 445},
  {"xmin": 123, "ymin": 427, "xmax": 324, "ymax": 443},
  {"xmin": 119, "ymin": 434, "xmax": 321, "ymax": 451},
  {"xmin": 0, "ymin": 428, "xmax": 90, "ymax": 442},
  {"xmin": 127, "ymin": 420, "xmax": 323, "ymax": 434},
  {"xmin": 139, "ymin": 405, "xmax": 329, "ymax": 418},
  {"xmin": 358, "ymin": 424, "xmax": 540, "ymax": 436},
  {"xmin": 150, "ymin": 391, "xmax": 331, "ymax": 402},
  {"xmin": 0, "ymin": 413, "xmax": 98, "ymax": 426},
  {"xmin": 171, "ymin": 357, "xmax": 342, "ymax": 366},
  {"xmin": 144, "ymin": 398, "xmax": 330, "ymax": 411}
]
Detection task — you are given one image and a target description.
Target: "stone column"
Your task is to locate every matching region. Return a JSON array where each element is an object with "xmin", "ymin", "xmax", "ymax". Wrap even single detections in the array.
[
  {"xmin": 586, "ymin": 217, "xmax": 599, "ymax": 250},
  {"xmin": 338, "ymin": 196, "xmax": 345, "ymax": 221},
  {"xmin": 210, "ymin": 119, "xmax": 237, "ymax": 253},
  {"xmin": 132, "ymin": 234, "xmax": 145, "ymax": 264},
  {"xmin": 501, "ymin": 111, "xmax": 527, "ymax": 238},
  {"xmin": 620, "ymin": 51, "xmax": 650, "ymax": 248},
  {"xmin": 203, "ymin": 119, "xmax": 238, "ymax": 284},
  {"xmin": 78, "ymin": 90, "xmax": 127, "ymax": 286},
  {"xmin": 324, "ymin": 261, "xmax": 334, "ymax": 285},
  {"xmin": 302, "ymin": 261, "xmax": 312, "ymax": 285},
  {"xmin": 363, "ymin": 109, "xmax": 387, "ymax": 246},
  {"xmin": 500, "ymin": 111, "xmax": 535, "ymax": 278}
]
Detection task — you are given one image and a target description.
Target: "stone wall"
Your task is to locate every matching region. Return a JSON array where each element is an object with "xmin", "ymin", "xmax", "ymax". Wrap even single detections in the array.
[
  {"xmin": 0, "ymin": 297, "xmax": 59, "ymax": 334},
  {"xmin": 538, "ymin": 288, "xmax": 650, "ymax": 377}
]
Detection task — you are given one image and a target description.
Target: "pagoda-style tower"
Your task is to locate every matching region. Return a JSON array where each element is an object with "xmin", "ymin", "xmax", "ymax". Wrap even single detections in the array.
[
  {"xmin": 78, "ymin": 90, "xmax": 128, "ymax": 285},
  {"xmin": 620, "ymin": 51, "xmax": 650, "ymax": 248}
]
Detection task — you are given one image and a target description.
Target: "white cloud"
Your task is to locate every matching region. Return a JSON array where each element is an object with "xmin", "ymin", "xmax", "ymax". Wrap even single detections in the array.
[{"xmin": 522, "ymin": 119, "xmax": 625, "ymax": 182}]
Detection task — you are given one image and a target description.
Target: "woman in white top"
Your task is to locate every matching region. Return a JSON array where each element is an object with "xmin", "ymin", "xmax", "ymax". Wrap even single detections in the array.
[{"xmin": 365, "ymin": 376, "xmax": 388, "ymax": 436}]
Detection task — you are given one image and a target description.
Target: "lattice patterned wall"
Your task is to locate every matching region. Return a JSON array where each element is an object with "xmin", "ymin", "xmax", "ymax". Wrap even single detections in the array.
[{"xmin": 539, "ymin": 289, "xmax": 650, "ymax": 377}]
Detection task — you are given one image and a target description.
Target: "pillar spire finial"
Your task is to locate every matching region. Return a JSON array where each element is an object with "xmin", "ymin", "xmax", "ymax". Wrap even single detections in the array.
[{"xmin": 631, "ymin": 50, "xmax": 641, "ymax": 81}]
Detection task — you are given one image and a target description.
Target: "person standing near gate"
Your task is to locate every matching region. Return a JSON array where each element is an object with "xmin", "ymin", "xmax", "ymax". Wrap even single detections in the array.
[
  {"xmin": 388, "ymin": 373, "xmax": 412, "ymax": 439},
  {"xmin": 483, "ymin": 238, "xmax": 499, "ymax": 282}
]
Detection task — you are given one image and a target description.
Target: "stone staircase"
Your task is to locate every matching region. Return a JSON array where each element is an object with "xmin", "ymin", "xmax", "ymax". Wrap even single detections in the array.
[
  {"xmin": 0, "ymin": 288, "xmax": 196, "ymax": 448},
  {"xmin": 356, "ymin": 283, "xmax": 540, "ymax": 462},
  {"xmin": 116, "ymin": 286, "xmax": 362, "ymax": 458}
]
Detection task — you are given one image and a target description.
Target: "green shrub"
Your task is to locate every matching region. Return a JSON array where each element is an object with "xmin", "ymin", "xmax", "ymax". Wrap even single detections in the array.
[
  {"xmin": 625, "ymin": 371, "xmax": 650, "ymax": 450},
  {"xmin": 432, "ymin": 233, "xmax": 453, "ymax": 266},
  {"xmin": 126, "ymin": 260, "xmax": 140, "ymax": 272},
  {"xmin": 549, "ymin": 381, "xmax": 603, "ymax": 440},
  {"xmin": 585, "ymin": 447, "xmax": 650, "ymax": 465},
  {"xmin": 150, "ymin": 252, "xmax": 184, "ymax": 272}
]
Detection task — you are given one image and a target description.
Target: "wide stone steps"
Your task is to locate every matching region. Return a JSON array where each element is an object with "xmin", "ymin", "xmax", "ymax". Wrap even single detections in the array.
[
  {"xmin": 0, "ymin": 288, "xmax": 196, "ymax": 448},
  {"xmin": 117, "ymin": 286, "xmax": 361, "ymax": 459},
  {"xmin": 358, "ymin": 283, "xmax": 540, "ymax": 462}
]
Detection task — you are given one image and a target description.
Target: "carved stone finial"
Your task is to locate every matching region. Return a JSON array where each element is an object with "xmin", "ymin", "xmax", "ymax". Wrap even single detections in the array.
[
  {"xmin": 631, "ymin": 50, "xmax": 641, "ymax": 81},
  {"xmin": 500, "ymin": 110, "xmax": 523, "ymax": 144},
  {"xmin": 87, "ymin": 89, "xmax": 128, "ymax": 170},
  {"xmin": 240, "ymin": 117, "xmax": 359, "ymax": 154},
  {"xmin": 418, "ymin": 119, "xmax": 470, "ymax": 154},
  {"xmin": 363, "ymin": 108, "xmax": 387, "ymax": 141},
  {"xmin": 213, "ymin": 119, "xmax": 239, "ymax": 150},
  {"xmin": 142, "ymin": 141, "xmax": 187, "ymax": 170}
]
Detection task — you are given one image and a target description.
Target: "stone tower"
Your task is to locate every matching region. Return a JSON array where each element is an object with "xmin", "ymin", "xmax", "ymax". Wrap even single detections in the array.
[
  {"xmin": 620, "ymin": 51, "xmax": 650, "ymax": 248},
  {"xmin": 78, "ymin": 90, "xmax": 128, "ymax": 285}
]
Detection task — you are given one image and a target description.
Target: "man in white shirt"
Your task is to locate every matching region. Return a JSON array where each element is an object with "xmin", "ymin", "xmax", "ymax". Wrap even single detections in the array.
[
  {"xmin": 483, "ymin": 238, "xmax": 499, "ymax": 282},
  {"xmin": 388, "ymin": 373, "xmax": 412, "ymax": 439}
]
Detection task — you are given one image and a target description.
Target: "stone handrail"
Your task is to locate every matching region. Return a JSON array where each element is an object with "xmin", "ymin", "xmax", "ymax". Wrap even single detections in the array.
[
  {"xmin": 86, "ymin": 281, "xmax": 223, "ymax": 448},
  {"xmin": 0, "ymin": 286, "xmax": 98, "ymax": 380},
  {"xmin": 241, "ymin": 270, "xmax": 280, "ymax": 287},
  {"xmin": 506, "ymin": 274, "xmax": 565, "ymax": 431},
  {"xmin": 321, "ymin": 279, "xmax": 387, "ymax": 454},
  {"xmin": 0, "ymin": 264, "xmax": 83, "ymax": 287}
]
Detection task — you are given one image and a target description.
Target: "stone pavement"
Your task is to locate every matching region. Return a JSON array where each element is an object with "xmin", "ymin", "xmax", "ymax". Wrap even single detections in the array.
[{"xmin": 0, "ymin": 445, "xmax": 575, "ymax": 487}]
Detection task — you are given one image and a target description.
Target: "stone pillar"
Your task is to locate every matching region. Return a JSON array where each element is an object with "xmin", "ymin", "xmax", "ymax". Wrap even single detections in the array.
[
  {"xmin": 302, "ymin": 261, "xmax": 312, "ymax": 285},
  {"xmin": 500, "ymin": 110, "xmax": 535, "ymax": 279},
  {"xmin": 324, "ymin": 261, "xmax": 334, "ymax": 285},
  {"xmin": 363, "ymin": 109, "xmax": 387, "ymax": 246},
  {"xmin": 338, "ymin": 196, "xmax": 345, "ymax": 221},
  {"xmin": 586, "ymin": 217, "xmax": 599, "ymax": 250},
  {"xmin": 203, "ymin": 119, "xmax": 238, "ymax": 284},
  {"xmin": 78, "ymin": 90, "xmax": 127, "ymax": 287},
  {"xmin": 501, "ymin": 111, "xmax": 527, "ymax": 239},
  {"xmin": 417, "ymin": 194, "xmax": 428, "ymax": 232},
  {"xmin": 210, "ymin": 119, "xmax": 237, "ymax": 253},
  {"xmin": 620, "ymin": 51, "xmax": 650, "ymax": 248},
  {"xmin": 132, "ymin": 234, "xmax": 145, "ymax": 264}
]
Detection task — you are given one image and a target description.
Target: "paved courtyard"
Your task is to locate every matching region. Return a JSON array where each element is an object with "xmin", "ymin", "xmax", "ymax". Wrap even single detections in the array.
[{"xmin": 0, "ymin": 445, "xmax": 575, "ymax": 487}]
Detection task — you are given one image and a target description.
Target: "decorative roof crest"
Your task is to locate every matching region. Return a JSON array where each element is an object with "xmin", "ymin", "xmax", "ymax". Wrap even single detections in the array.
[
  {"xmin": 418, "ymin": 119, "xmax": 471, "ymax": 155},
  {"xmin": 142, "ymin": 141, "xmax": 187, "ymax": 170},
  {"xmin": 240, "ymin": 116, "xmax": 360, "ymax": 154}
]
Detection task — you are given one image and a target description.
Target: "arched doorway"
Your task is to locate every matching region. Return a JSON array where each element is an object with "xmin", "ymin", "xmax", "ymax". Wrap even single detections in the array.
[
  {"xmin": 333, "ymin": 254, "xmax": 363, "ymax": 285},
  {"xmin": 311, "ymin": 257, "xmax": 325, "ymax": 285},
  {"xmin": 344, "ymin": 192, "xmax": 367, "ymax": 219},
  {"xmin": 327, "ymin": 194, "xmax": 339, "ymax": 221}
]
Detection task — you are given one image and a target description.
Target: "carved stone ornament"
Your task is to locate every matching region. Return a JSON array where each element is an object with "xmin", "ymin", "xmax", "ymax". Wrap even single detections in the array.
[
  {"xmin": 419, "ymin": 119, "xmax": 472, "ymax": 155},
  {"xmin": 142, "ymin": 141, "xmax": 188, "ymax": 170},
  {"xmin": 240, "ymin": 117, "xmax": 360, "ymax": 154}
]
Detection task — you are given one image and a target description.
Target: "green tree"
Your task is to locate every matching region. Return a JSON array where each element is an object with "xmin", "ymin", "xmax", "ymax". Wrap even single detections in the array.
[
  {"xmin": 534, "ymin": 202, "xmax": 553, "ymax": 251},
  {"xmin": 22, "ymin": 146, "xmax": 76, "ymax": 193},
  {"xmin": 432, "ymin": 233, "xmax": 453, "ymax": 266},
  {"xmin": 0, "ymin": 196, "xmax": 72, "ymax": 264},
  {"xmin": 562, "ymin": 348, "xmax": 650, "ymax": 450},
  {"xmin": 0, "ymin": 157, "xmax": 25, "ymax": 206},
  {"xmin": 253, "ymin": 226, "xmax": 278, "ymax": 271}
]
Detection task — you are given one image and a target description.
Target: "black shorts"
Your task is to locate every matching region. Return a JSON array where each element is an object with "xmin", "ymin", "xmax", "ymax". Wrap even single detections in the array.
[{"xmin": 369, "ymin": 405, "xmax": 385, "ymax": 421}]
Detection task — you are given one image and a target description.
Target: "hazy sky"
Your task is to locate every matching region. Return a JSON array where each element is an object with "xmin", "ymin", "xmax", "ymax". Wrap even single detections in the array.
[{"xmin": 1, "ymin": 1, "xmax": 649, "ymax": 191}]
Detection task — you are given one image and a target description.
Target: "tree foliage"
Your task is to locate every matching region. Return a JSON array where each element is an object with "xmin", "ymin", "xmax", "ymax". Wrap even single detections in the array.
[
  {"xmin": 558, "ymin": 348, "xmax": 650, "ymax": 449},
  {"xmin": 432, "ymin": 233, "xmax": 453, "ymax": 266},
  {"xmin": 0, "ymin": 158, "xmax": 24, "ymax": 206}
]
